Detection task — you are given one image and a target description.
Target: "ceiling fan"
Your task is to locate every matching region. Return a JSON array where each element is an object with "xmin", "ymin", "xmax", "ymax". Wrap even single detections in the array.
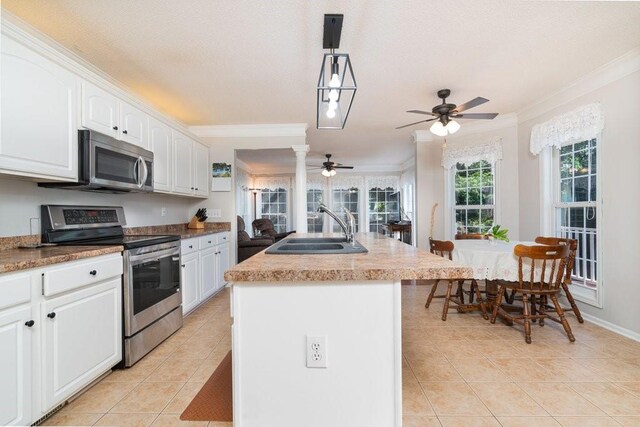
[
  {"xmin": 396, "ymin": 89, "xmax": 499, "ymax": 136},
  {"xmin": 309, "ymin": 154, "xmax": 354, "ymax": 177}
]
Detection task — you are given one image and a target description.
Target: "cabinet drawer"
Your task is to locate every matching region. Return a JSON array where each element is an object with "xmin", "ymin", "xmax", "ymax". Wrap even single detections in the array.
[
  {"xmin": 199, "ymin": 235, "xmax": 217, "ymax": 250},
  {"xmin": 0, "ymin": 273, "xmax": 31, "ymax": 311},
  {"xmin": 218, "ymin": 232, "xmax": 230, "ymax": 245},
  {"xmin": 43, "ymin": 254, "xmax": 123, "ymax": 297},
  {"xmin": 181, "ymin": 238, "xmax": 198, "ymax": 255}
]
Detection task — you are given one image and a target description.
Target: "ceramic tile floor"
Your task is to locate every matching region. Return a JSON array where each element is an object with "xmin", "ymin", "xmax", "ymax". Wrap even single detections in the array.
[{"xmin": 43, "ymin": 282, "xmax": 640, "ymax": 427}]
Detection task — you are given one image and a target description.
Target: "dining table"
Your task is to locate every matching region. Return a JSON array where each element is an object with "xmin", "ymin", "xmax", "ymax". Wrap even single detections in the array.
[{"xmin": 450, "ymin": 239, "xmax": 551, "ymax": 323}]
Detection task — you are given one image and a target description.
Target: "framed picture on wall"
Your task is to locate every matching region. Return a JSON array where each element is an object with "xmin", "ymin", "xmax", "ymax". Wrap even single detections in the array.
[{"xmin": 211, "ymin": 162, "xmax": 232, "ymax": 192}]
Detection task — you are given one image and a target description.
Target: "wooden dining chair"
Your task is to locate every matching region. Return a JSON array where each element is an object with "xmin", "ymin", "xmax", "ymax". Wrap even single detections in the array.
[
  {"xmin": 454, "ymin": 233, "xmax": 489, "ymax": 240},
  {"xmin": 534, "ymin": 236, "xmax": 583, "ymax": 323},
  {"xmin": 426, "ymin": 238, "xmax": 489, "ymax": 321},
  {"xmin": 490, "ymin": 244, "xmax": 574, "ymax": 344}
]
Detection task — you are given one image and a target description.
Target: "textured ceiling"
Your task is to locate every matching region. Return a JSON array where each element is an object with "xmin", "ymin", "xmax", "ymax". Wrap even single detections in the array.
[{"xmin": 4, "ymin": 0, "xmax": 640, "ymax": 168}]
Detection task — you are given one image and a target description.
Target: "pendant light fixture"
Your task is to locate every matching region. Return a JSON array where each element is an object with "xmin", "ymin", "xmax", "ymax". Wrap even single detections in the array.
[{"xmin": 317, "ymin": 14, "xmax": 357, "ymax": 129}]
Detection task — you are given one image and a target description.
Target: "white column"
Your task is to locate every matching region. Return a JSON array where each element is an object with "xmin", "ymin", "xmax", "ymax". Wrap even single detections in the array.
[{"xmin": 292, "ymin": 145, "xmax": 310, "ymax": 233}]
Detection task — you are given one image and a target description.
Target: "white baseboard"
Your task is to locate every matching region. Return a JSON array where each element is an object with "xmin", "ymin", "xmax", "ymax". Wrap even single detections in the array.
[{"xmin": 580, "ymin": 312, "xmax": 640, "ymax": 343}]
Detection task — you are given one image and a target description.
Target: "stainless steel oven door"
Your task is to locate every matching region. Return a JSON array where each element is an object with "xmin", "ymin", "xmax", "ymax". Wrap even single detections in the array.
[
  {"xmin": 89, "ymin": 137, "xmax": 153, "ymax": 192},
  {"xmin": 123, "ymin": 242, "xmax": 181, "ymax": 337}
]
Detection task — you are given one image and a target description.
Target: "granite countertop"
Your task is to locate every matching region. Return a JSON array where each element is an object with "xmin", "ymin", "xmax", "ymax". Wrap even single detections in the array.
[
  {"xmin": 224, "ymin": 232, "xmax": 472, "ymax": 282},
  {"xmin": 124, "ymin": 222, "xmax": 231, "ymax": 239},
  {"xmin": 0, "ymin": 245, "xmax": 124, "ymax": 274}
]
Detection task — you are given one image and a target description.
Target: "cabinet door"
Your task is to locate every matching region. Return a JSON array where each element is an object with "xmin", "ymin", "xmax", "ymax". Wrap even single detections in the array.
[
  {"xmin": 119, "ymin": 102, "xmax": 148, "ymax": 148},
  {"xmin": 172, "ymin": 132, "xmax": 193, "ymax": 195},
  {"xmin": 200, "ymin": 248, "xmax": 216, "ymax": 300},
  {"xmin": 149, "ymin": 118, "xmax": 172, "ymax": 192},
  {"xmin": 81, "ymin": 81, "xmax": 119, "ymax": 138},
  {"xmin": 0, "ymin": 35, "xmax": 78, "ymax": 181},
  {"xmin": 193, "ymin": 142, "xmax": 209, "ymax": 197},
  {"xmin": 216, "ymin": 243, "xmax": 231, "ymax": 290},
  {"xmin": 181, "ymin": 253, "xmax": 199, "ymax": 314},
  {"xmin": 41, "ymin": 279, "xmax": 122, "ymax": 411},
  {"xmin": 0, "ymin": 305, "xmax": 32, "ymax": 426}
]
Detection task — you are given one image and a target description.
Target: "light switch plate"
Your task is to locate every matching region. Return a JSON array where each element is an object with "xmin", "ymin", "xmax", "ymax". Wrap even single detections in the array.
[
  {"xmin": 211, "ymin": 209, "xmax": 222, "ymax": 218},
  {"xmin": 306, "ymin": 335, "xmax": 328, "ymax": 368}
]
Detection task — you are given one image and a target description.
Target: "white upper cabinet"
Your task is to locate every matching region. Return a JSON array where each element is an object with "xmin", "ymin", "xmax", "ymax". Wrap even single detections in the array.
[
  {"xmin": 149, "ymin": 117, "xmax": 172, "ymax": 193},
  {"xmin": 119, "ymin": 102, "xmax": 148, "ymax": 148},
  {"xmin": 81, "ymin": 81, "xmax": 119, "ymax": 138},
  {"xmin": 0, "ymin": 35, "xmax": 78, "ymax": 181},
  {"xmin": 172, "ymin": 132, "xmax": 193, "ymax": 195},
  {"xmin": 194, "ymin": 142, "xmax": 209, "ymax": 197}
]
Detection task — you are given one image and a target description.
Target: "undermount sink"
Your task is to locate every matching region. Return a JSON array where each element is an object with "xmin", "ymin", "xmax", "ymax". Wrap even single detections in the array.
[{"xmin": 265, "ymin": 237, "xmax": 368, "ymax": 255}]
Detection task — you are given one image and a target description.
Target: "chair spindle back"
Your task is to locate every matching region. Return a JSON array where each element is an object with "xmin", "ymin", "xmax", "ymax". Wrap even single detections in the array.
[
  {"xmin": 514, "ymin": 244, "xmax": 569, "ymax": 291},
  {"xmin": 534, "ymin": 236, "xmax": 578, "ymax": 285},
  {"xmin": 429, "ymin": 238, "xmax": 454, "ymax": 260}
]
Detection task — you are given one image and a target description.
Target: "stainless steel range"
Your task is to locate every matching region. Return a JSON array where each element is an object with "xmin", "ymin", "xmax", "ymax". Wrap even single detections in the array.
[{"xmin": 41, "ymin": 205, "xmax": 183, "ymax": 367}]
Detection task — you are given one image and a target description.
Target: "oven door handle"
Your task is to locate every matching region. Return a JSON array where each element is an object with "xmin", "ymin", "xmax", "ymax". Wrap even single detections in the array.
[{"xmin": 129, "ymin": 248, "xmax": 180, "ymax": 265}]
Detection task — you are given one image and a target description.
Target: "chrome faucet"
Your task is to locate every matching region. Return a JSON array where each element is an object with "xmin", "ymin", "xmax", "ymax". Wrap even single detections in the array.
[{"xmin": 317, "ymin": 203, "xmax": 355, "ymax": 243}]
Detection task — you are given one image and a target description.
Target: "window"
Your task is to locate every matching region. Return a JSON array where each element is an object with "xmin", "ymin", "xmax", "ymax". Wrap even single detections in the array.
[
  {"xmin": 332, "ymin": 187, "xmax": 360, "ymax": 232},
  {"xmin": 307, "ymin": 189, "xmax": 324, "ymax": 233},
  {"xmin": 260, "ymin": 188, "xmax": 288, "ymax": 234},
  {"xmin": 368, "ymin": 187, "xmax": 399, "ymax": 233},
  {"xmin": 555, "ymin": 138, "xmax": 598, "ymax": 288},
  {"xmin": 454, "ymin": 160, "xmax": 495, "ymax": 234}
]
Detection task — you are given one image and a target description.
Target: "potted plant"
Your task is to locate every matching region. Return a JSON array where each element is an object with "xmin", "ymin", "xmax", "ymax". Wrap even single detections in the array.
[{"xmin": 487, "ymin": 224, "xmax": 509, "ymax": 243}]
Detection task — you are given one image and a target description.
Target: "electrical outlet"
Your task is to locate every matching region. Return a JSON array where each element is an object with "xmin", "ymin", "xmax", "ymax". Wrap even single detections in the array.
[
  {"xmin": 211, "ymin": 209, "xmax": 222, "ymax": 218},
  {"xmin": 161, "ymin": 207, "xmax": 167, "ymax": 217},
  {"xmin": 306, "ymin": 335, "xmax": 328, "ymax": 368}
]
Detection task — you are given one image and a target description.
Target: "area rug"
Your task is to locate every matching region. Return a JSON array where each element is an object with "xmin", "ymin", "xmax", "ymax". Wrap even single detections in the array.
[{"xmin": 180, "ymin": 351, "xmax": 233, "ymax": 422}]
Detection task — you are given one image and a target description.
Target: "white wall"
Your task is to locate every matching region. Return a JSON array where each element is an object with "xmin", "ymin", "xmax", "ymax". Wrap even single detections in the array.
[
  {"xmin": 414, "ymin": 122, "xmax": 520, "ymax": 250},
  {"xmin": 0, "ymin": 176, "xmax": 199, "ymax": 237},
  {"xmin": 517, "ymin": 69, "xmax": 640, "ymax": 336}
]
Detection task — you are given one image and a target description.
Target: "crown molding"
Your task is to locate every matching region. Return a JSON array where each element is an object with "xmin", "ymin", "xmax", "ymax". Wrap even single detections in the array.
[
  {"xmin": 517, "ymin": 47, "xmax": 640, "ymax": 123},
  {"xmin": 235, "ymin": 158, "xmax": 253, "ymax": 174},
  {"xmin": 400, "ymin": 157, "xmax": 415, "ymax": 172},
  {"xmin": 189, "ymin": 123, "xmax": 308, "ymax": 138},
  {"xmin": 0, "ymin": 11, "xmax": 197, "ymax": 139}
]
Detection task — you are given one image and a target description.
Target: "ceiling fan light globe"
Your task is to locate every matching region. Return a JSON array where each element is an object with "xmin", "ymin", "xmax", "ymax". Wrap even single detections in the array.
[
  {"xmin": 430, "ymin": 121, "xmax": 448, "ymax": 137},
  {"xmin": 322, "ymin": 169, "xmax": 331, "ymax": 177},
  {"xmin": 330, "ymin": 169, "xmax": 337, "ymax": 176},
  {"xmin": 446, "ymin": 120, "xmax": 461, "ymax": 134},
  {"xmin": 329, "ymin": 73, "xmax": 341, "ymax": 88}
]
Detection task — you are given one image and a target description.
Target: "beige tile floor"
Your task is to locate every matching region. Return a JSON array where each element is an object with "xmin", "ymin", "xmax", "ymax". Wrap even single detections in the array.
[{"xmin": 43, "ymin": 283, "xmax": 640, "ymax": 427}]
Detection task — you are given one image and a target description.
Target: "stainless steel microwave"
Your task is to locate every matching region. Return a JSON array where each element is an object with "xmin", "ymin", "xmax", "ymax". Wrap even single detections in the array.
[{"xmin": 40, "ymin": 130, "xmax": 153, "ymax": 193}]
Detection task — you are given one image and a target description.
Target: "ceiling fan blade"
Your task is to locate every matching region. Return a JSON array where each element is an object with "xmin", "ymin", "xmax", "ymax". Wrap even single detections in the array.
[
  {"xmin": 395, "ymin": 118, "xmax": 437, "ymax": 129},
  {"xmin": 452, "ymin": 113, "xmax": 499, "ymax": 120},
  {"xmin": 452, "ymin": 97, "xmax": 489, "ymax": 113},
  {"xmin": 334, "ymin": 165, "xmax": 354, "ymax": 169},
  {"xmin": 407, "ymin": 110, "xmax": 437, "ymax": 116}
]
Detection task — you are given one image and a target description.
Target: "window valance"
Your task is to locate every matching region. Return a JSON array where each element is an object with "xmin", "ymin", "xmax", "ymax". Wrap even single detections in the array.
[
  {"xmin": 307, "ymin": 175, "xmax": 325, "ymax": 190},
  {"xmin": 331, "ymin": 175, "xmax": 364, "ymax": 189},
  {"xmin": 530, "ymin": 103, "xmax": 604, "ymax": 155},
  {"xmin": 254, "ymin": 176, "xmax": 290, "ymax": 191},
  {"xmin": 441, "ymin": 137, "xmax": 503, "ymax": 169},
  {"xmin": 366, "ymin": 176, "xmax": 399, "ymax": 190}
]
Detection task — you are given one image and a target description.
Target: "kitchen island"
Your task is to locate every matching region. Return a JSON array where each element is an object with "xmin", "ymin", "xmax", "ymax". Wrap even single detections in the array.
[{"xmin": 224, "ymin": 232, "xmax": 471, "ymax": 427}]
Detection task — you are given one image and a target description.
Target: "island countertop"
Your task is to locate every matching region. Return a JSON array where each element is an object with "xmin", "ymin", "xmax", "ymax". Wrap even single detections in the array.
[{"xmin": 224, "ymin": 232, "xmax": 472, "ymax": 282}]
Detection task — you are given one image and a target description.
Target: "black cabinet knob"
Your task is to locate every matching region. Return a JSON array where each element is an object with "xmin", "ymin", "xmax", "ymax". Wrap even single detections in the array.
[
  {"xmin": 208, "ymin": 240, "xmax": 212, "ymax": 244},
  {"xmin": 181, "ymin": 264, "xmax": 185, "ymax": 268},
  {"xmin": 195, "ymin": 188, "xmax": 199, "ymax": 191},
  {"xmin": 89, "ymin": 270, "xmax": 97, "ymax": 276},
  {"xmin": 190, "ymin": 187, "xmax": 194, "ymax": 190},
  {"xmin": 47, "ymin": 312, "xmax": 56, "ymax": 319},
  {"xmin": 113, "ymin": 126, "xmax": 118, "ymax": 130},
  {"xmin": 25, "ymin": 320, "xmax": 35, "ymax": 327},
  {"xmin": 123, "ymin": 130, "xmax": 128, "ymax": 134},
  {"xmin": 188, "ymin": 245, "xmax": 193, "ymax": 249}
]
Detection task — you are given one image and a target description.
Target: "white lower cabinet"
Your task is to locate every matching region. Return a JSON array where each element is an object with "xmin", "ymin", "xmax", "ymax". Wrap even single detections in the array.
[
  {"xmin": 41, "ymin": 278, "xmax": 122, "ymax": 410},
  {"xmin": 0, "ymin": 304, "xmax": 32, "ymax": 426},
  {"xmin": 0, "ymin": 253, "xmax": 123, "ymax": 425},
  {"xmin": 181, "ymin": 252, "xmax": 200, "ymax": 314},
  {"xmin": 181, "ymin": 233, "xmax": 230, "ymax": 314}
]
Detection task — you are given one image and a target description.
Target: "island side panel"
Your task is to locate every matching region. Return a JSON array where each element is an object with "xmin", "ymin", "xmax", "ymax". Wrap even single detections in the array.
[{"xmin": 231, "ymin": 280, "xmax": 402, "ymax": 427}]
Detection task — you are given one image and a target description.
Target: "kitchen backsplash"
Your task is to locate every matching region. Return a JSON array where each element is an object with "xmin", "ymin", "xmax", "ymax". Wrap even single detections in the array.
[{"xmin": 0, "ymin": 176, "xmax": 202, "ymax": 237}]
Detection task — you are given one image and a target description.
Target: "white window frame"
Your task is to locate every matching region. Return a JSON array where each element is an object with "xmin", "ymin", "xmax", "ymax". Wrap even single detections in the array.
[
  {"xmin": 257, "ymin": 187, "xmax": 290, "ymax": 234},
  {"xmin": 306, "ymin": 188, "xmax": 325, "ymax": 233},
  {"xmin": 330, "ymin": 187, "xmax": 361, "ymax": 233},
  {"xmin": 540, "ymin": 134, "xmax": 603, "ymax": 308},
  {"xmin": 444, "ymin": 161, "xmax": 501, "ymax": 240}
]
